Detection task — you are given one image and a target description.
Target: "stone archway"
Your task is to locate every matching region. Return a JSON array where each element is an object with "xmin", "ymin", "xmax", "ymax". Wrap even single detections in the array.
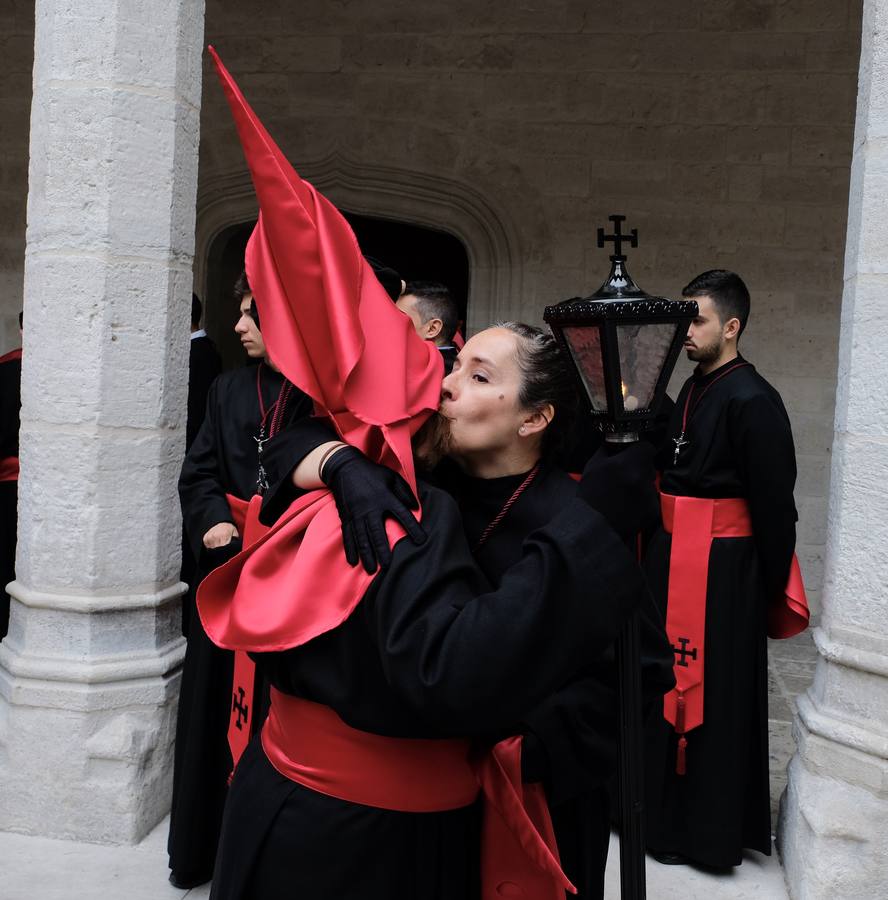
[{"xmin": 194, "ymin": 153, "xmax": 523, "ymax": 335}]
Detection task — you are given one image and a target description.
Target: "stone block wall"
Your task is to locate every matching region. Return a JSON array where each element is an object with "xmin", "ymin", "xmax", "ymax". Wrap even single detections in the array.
[
  {"xmin": 197, "ymin": 0, "xmax": 864, "ymax": 615},
  {"xmin": 0, "ymin": 1, "xmax": 865, "ymax": 614},
  {"xmin": 0, "ymin": 1, "xmax": 34, "ymax": 351}
]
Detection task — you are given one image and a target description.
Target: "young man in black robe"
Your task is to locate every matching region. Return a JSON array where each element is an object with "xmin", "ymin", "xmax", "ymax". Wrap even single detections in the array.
[
  {"xmin": 180, "ymin": 293, "xmax": 223, "ymax": 636},
  {"xmin": 643, "ymin": 269, "xmax": 806, "ymax": 868},
  {"xmin": 395, "ymin": 281, "xmax": 460, "ymax": 374},
  {"xmin": 168, "ymin": 273, "xmax": 313, "ymax": 888},
  {"xmin": 0, "ymin": 312, "xmax": 22, "ymax": 639}
]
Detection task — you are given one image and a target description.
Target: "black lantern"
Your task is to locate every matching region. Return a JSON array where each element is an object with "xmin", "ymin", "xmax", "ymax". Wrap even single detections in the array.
[
  {"xmin": 545, "ymin": 214, "xmax": 697, "ymax": 442},
  {"xmin": 545, "ymin": 215, "xmax": 697, "ymax": 900}
]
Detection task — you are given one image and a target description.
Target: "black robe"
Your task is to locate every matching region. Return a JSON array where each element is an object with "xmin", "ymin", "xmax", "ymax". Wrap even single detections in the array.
[
  {"xmin": 181, "ymin": 334, "xmax": 223, "ymax": 636},
  {"xmin": 643, "ymin": 355, "xmax": 797, "ymax": 867},
  {"xmin": 169, "ymin": 362, "xmax": 312, "ymax": 884},
  {"xmin": 436, "ymin": 460, "xmax": 674, "ymax": 899},
  {"xmin": 186, "ymin": 334, "xmax": 223, "ymax": 452},
  {"xmin": 0, "ymin": 349, "xmax": 21, "ymax": 639},
  {"xmin": 210, "ymin": 481, "xmax": 647, "ymax": 900}
]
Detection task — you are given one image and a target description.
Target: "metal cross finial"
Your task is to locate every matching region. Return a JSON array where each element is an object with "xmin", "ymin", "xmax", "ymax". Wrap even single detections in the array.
[
  {"xmin": 597, "ymin": 214, "xmax": 639, "ymax": 260},
  {"xmin": 672, "ymin": 637, "xmax": 698, "ymax": 668}
]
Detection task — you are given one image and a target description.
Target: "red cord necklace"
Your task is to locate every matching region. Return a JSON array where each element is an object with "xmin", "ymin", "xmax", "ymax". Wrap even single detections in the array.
[
  {"xmin": 473, "ymin": 461, "xmax": 541, "ymax": 552},
  {"xmin": 255, "ymin": 362, "xmax": 294, "ymax": 493},
  {"xmin": 671, "ymin": 359, "xmax": 750, "ymax": 466}
]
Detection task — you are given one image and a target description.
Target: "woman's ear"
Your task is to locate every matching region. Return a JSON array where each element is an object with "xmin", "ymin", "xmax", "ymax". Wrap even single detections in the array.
[{"xmin": 520, "ymin": 403, "xmax": 555, "ymax": 437}]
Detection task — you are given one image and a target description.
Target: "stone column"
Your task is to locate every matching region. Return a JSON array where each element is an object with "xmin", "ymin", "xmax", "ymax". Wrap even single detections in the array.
[
  {"xmin": 778, "ymin": 0, "xmax": 888, "ymax": 895},
  {"xmin": 0, "ymin": 0, "xmax": 205, "ymax": 843}
]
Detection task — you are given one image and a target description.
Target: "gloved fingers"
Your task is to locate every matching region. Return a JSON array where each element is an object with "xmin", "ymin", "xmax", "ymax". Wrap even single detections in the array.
[
  {"xmin": 389, "ymin": 501, "xmax": 427, "ymax": 546},
  {"xmin": 342, "ymin": 522, "xmax": 360, "ymax": 568},
  {"xmin": 367, "ymin": 517, "xmax": 393, "ymax": 570},
  {"xmin": 355, "ymin": 519, "xmax": 379, "ymax": 574},
  {"xmin": 390, "ymin": 473, "xmax": 420, "ymax": 511}
]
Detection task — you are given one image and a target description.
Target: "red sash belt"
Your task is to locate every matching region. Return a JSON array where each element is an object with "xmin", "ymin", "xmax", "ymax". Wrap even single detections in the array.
[
  {"xmin": 0, "ymin": 456, "xmax": 19, "ymax": 482},
  {"xmin": 224, "ymin": 494, "xmax": 268, "ymax": 769},
  {"xmin": 660, "ymin": 492, "xmax": 809, "ymax": 774},
  {"xmin": 262, "ymin": 689, "xmax": 576, "ymax": 899}
]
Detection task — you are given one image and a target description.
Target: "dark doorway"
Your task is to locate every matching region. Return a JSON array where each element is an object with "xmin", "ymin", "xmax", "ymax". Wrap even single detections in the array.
[{"xmin": 202, "ymin": 213, "xmax": 470, "ymax": 370}]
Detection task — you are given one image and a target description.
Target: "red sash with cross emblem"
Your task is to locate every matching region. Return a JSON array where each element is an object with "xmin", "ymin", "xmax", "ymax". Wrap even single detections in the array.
[
  {"xmin": 223, "ymin": 493, "xmax": 269, "ymax": 769},
  {"xmin": 660, "ymin": 492, "xmax": 808, "ymax": 774}
]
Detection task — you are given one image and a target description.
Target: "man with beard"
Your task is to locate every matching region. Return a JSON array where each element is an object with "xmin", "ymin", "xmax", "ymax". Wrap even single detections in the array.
[{"xmin": 643, "ymin": 269, "xmax": 808, "ymax": 869}]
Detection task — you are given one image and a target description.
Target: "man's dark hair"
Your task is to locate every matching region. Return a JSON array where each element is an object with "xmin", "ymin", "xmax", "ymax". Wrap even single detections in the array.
[
  {"xmin": 497, "ymin": 321, "xmax": 579, "ymax": 460},
  {"xmin": 233, "ymin": 269, "xmax": 251, "ymax": 302},
  {"xmin": 18, "ymin": 311, "xmax": 23, "ymax": 330},
  {"xmin": 682, "ymin": 269, "xmax": 750, "ymax": 336},
  {"xmin": 366, "ymin": 256, "xmax": 402, "ymax": 302},
  {"xmin": 191, "ymin": 293, "xmax": 202, "ymax": 328},
  {"xmin": 405, "ymin": 281, "xmax": 459, "ymax": 345}
]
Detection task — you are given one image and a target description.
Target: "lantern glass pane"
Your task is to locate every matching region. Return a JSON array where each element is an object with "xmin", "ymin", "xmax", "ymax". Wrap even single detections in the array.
[
  {"xmin": 616, "ymin": 322, "xmax": 677, "ymax": 410},
  {"xmin": 563, "ymin": 325, "xmax": 608, "ymax": 411}
]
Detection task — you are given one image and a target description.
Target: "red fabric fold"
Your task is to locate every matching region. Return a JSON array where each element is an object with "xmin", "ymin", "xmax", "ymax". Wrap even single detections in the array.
[
  {"xmin": 0, "ymin": 457, "xmax": 19, "ymax": 482},
  {"xmin": 474, "ymin": 736, "xmax": 577, "ymax": 898},
  {"xmin": 660, "ymin": 492, "xmax": 809, "ymax": 749},
  {"xmin": 0, "ymin": 347, "xmax": 22, "ymax": 365}
]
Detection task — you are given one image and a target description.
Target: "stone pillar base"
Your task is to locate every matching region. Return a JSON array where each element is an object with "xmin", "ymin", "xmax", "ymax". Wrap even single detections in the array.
[
  {"xmin": 0, "ymin": 583, "xmax": 185, "ymax": 844},
  {"xmin": 778, "ymin": 693, "xmax": 888, "ymax": 899}
]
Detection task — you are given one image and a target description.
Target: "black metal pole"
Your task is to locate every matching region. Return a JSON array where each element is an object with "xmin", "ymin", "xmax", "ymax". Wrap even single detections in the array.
[
  {"xmin": 616, "ymin": 610, "xmax": 646, "ymax": 899},
  {"xmin": 604, "ymin": 432, "xmax": 647, "ymax": 900}
]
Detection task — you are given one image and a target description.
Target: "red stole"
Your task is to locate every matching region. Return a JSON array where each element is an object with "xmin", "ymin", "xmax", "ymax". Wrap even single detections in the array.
[
  {"xmin": 222, "ymin": 494, "xmax": 267, "ymax": 768},
  {"xmin": 660, "ymin": 492, "xmax": 809, "ymax": 774},
  {"xmin": 0, "ymin": 348, "xmax": 22, "ymax": 482}
]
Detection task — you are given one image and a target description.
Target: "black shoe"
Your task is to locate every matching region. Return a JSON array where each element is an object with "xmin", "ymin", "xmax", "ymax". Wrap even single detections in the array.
[
  {"xmin": 169, "ymin": 870, "xmax": 212, "ymax": 890},
  {"xmin": 649, "ymin": 849, "xmax": 689, "ymax": 866}
]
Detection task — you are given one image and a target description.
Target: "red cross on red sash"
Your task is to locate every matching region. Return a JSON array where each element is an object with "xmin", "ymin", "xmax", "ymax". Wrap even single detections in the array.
[{"xmin": 660, "ymin": 492, "xmax": 809, "ymax": 774}]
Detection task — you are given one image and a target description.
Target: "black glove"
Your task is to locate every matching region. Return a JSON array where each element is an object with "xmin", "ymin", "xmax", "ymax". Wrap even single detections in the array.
[
  {"xmin": 321, "ymin": 446, "xmax": 427, "ymax": 573},
  {"xmin": 577, "ymin": 442, "xmax": 659, "ymax": 541}
]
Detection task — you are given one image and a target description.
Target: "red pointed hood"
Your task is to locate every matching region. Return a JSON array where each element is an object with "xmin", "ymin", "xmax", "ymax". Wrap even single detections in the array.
[
  {"xmin": 198, "ymin": 49, "xmax": 444, "ymax": 656},
  {"xmin": 208, "ymin": 46, "xmax": 442, "ymax": 488}
]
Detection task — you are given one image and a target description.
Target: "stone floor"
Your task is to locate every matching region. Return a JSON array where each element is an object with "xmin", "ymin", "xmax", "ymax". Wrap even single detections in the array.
[
  {"xmin": 767, "ymin": 629, "xmax": 818, "ymax": 821},
  {"xmin": 1, "ymin": 818, "xmax": 790, "ymax": 900},
  {"xmin": 0, "ymin": 631, "xmax": 816, "ymax": 899}
]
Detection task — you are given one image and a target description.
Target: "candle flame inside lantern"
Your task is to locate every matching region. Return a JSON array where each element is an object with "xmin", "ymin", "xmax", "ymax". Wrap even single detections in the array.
[{"xmin": 622, "ymin": 381, "xmax": 640, "ymax": 412}]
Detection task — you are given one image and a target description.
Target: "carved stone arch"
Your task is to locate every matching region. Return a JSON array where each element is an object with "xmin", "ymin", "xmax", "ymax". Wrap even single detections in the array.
[{"xmin": 194, "ymin": 154, "xmax": 523, "ymax": 334}]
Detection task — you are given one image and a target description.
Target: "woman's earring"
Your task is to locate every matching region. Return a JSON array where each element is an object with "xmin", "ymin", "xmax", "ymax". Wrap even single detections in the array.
[{"xmin": 519, "ymin": 426, "xmax": 527, "ymax": 435}]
